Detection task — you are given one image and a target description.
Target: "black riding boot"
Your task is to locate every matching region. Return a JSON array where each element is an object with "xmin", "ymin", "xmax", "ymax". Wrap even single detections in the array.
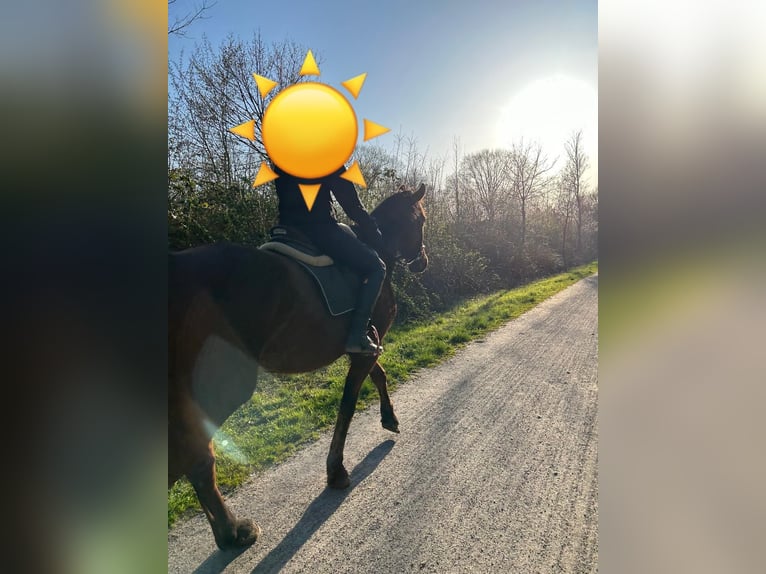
[{"xmin": 345, "ymin": 266, "xmax": 386, "ymax": 355}]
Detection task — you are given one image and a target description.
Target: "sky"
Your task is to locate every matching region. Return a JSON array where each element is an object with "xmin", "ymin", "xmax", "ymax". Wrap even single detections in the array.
[{"xmin": 169, "ymin": 0, "xmax": 598, "ymax": 186}]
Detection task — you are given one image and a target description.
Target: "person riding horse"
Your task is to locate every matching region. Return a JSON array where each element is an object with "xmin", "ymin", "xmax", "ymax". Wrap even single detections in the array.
[{"xmin": 272, "ymin": 163, "xmax": 386, "ymax": 356}]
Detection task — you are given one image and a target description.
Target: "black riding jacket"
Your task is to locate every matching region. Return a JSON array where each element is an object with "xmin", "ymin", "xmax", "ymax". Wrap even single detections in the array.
[{"xmin": 273, "ymin": 164, "xmax": 378, "ymax": 233}]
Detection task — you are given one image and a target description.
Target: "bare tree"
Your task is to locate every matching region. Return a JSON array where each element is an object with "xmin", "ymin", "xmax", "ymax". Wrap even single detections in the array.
[
  {"xmin": 169, "ymin": 0, "xmax": 216, "ymax": 37},
  {"xmin": 352, "ymin": 144, "xmax": 397, "ymax": 205},
  {"xmin": 507, "ymin": 140, "xmax": 555, "ymax": 248},
  {"xmin": 461, "ymin": 149, "xmax": 509, "ymax": 222},
  {"xmin": 580, "ymin": 187, "xmax": 599, "ymax": 259},
  {"xmin": 425, "ymin": 155, "xmax": 446, "ymax": 198},
  {"xmin": 562, "ymin": 130, "xmax": 590, "ymax": 256},
  {"xmin": 400, "ymin": 134, "xmax": 428, "ymax": 188},
  {"xmin": 451, "ymin": 136, "xmax": 462, "ymax": 223},
  {"xmin": 169, "ymin": 33, "xmax": 309, "ymax": 187},
  {"xmin": 555, "ymin": 174, "xmax": 576, "ymax": 266}
]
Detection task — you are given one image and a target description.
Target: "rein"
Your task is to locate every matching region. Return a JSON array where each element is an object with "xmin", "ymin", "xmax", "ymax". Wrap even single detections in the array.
[{"xmin": 358, "ymin": 225, "xmax": 422, "ymax": 268}]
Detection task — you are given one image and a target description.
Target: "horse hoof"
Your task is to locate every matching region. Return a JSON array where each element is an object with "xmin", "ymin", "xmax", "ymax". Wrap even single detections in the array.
[
  {"xmin": 381, "ymin": 419, "xmax": 400, "ymax": 433},
  {"xmin": 235, "ymin": 519, "xmax": 261, "ymax": 547},
  {"xmin": 327, "ymin": 467, "xmax": 350, "ymax": 489},
  {"xmin": 216, "ymin": 519, "xmax": 261, "ymax": 550}
]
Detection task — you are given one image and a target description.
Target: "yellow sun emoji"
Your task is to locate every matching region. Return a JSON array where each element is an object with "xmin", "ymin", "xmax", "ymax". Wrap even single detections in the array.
[{"xmin": 229, "ymin": 50, "xmax": 390, "ymax": 211}]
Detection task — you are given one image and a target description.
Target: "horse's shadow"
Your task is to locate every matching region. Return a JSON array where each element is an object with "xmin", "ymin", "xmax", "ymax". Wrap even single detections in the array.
[{"xmin": 192, "ymin": 439, "xmax": 396, "ymax": 574}]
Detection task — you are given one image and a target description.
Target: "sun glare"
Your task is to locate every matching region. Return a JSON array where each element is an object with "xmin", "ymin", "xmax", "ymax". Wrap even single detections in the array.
[{"xmin": 497, "ymin": 74, "xmax": 597, "ymax": 168}]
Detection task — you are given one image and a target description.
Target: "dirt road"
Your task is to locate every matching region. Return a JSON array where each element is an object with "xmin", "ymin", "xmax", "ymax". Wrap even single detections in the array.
[{"xmin": 168, "ymin": 274, "xmax": 598, "ymax": 574}]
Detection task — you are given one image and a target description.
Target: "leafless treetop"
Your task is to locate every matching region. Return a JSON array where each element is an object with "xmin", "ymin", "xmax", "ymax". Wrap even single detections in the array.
[{"xmin": 169, "ymin": 0, "xmax": 217, "ymax": 37}]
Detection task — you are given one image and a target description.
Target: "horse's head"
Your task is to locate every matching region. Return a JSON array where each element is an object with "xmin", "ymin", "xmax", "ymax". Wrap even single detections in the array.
[{"xmin": 371, "ymin": 183, "xmax": 429, "ymax": 273}]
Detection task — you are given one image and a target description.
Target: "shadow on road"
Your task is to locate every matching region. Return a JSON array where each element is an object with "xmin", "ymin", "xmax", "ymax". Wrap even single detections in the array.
[{"xmin": 191, "ymin": 439, "xmax": 396, "ymax": 574}]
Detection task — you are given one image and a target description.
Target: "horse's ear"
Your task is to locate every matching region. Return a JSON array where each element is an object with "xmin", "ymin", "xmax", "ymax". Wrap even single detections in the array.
[{"xmin": 411, "ymin": 183, "xmax": 426, "ymax": 202}]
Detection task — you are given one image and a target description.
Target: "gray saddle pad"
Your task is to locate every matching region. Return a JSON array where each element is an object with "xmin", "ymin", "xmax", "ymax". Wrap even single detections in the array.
[
  {"xmin": 294, "ymin": 260, "xmax": 359, "ymax": 316},
  {"xmin": 260, "ymin": 227, "xmax": 360, "ymax": 316}
]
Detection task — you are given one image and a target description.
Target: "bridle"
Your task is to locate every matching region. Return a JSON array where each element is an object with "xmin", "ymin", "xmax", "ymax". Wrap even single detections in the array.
[
  {"xmin": 402, "ymin": 244, "xmax": 426, "ymax": 266},
  {"xmin": 371, "ymin": 206, "xmax": 426, "ymax": 269},
  {"xmin": 379, "ymin": 238, "xmax": 426, "ymax": 272}
]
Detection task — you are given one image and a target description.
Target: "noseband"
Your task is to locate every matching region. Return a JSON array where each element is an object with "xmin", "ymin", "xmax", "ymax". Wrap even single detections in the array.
[
  {"xmin": 377, "ymin": 240, "xmax": 424, "ymax": 268},
  {"xmin": 403, "ymin": 244, "xmax": 426, "ymax": 266}
]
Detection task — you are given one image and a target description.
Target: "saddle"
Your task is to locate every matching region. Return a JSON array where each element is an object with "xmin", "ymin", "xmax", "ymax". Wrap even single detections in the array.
[{"xmin": 259, "ymin": 224, "xmax": 359, "ymax": 316}]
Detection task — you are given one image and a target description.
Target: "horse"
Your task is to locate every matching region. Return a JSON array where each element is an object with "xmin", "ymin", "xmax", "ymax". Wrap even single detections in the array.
[{"xmin": 168, "ymin": 183, "xmax": 428, "ymax": 549}]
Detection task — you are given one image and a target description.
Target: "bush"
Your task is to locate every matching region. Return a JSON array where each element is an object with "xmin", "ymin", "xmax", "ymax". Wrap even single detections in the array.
[{"xmin": 168, "ymin": 170, "xmax": 277, "ymax": 249}]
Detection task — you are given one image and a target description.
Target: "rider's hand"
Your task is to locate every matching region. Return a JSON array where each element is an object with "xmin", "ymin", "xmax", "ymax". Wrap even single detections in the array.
[{"xmin": 363, "ymin": 222, "xmax": 385, "ymax": 254}]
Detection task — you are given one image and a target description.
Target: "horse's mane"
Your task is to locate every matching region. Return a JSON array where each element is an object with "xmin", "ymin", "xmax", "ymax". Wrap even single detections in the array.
[
  {"xmin": 351, "ymin": 189, "xmax": 425, "ymax": 250},
  {"xmin": 371, "ymin": 188, "xmax": 424, "ymax": 222}
]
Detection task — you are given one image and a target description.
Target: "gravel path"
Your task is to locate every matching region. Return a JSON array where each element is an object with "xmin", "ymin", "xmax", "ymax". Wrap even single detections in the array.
[{"xmin": 168, "ymin": 274, "xmax": 599, "ymax": 574}]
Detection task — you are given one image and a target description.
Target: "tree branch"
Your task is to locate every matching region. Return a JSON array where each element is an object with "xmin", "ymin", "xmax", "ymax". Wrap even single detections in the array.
[{"xmin": 169, "ymin": 0, "xmax": 217, "ymax": 37}]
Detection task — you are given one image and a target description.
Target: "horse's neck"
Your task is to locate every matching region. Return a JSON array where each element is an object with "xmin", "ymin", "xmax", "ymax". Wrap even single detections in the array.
[{"xmin": 350, "ymin": 224, "xmax": 396, "ymax": 271}]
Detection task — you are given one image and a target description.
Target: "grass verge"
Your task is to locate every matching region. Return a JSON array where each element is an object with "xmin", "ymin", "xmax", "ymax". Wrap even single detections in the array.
[{"xmin": 168, "ymin": 261, "xmax": 597, "ymax": 526}]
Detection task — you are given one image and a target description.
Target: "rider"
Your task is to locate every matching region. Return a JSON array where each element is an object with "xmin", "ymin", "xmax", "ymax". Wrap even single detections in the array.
[{"xmin": 272, "ymin": 163, "xmax": 386, "ymax": 356}]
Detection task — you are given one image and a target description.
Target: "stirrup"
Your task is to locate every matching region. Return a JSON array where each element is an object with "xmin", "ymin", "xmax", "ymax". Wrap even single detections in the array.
[{"xmin": 345, "ymin": 336, "xmax": 383, "ymax": 356}]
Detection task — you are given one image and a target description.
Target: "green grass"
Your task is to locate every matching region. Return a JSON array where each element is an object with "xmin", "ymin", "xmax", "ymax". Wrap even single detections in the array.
[{"xmin": 168, "ymin": 261, "xmax": 597, "ymax": 526}]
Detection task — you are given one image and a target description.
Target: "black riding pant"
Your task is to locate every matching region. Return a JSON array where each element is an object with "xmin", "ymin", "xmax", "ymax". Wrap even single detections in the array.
[
  {"xmin": 299, "ymin": 222, "xmax": 386, "ymax": 343},
  {"xmin": 300, "ymin": 223, "xmax": 385, "ymax": 279}
]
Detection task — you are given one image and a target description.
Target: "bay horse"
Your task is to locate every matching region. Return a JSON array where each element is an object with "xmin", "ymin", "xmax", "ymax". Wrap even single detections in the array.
[{"xmin": 168, "ymin": 183, "xmax": 427, "ymax": 549}]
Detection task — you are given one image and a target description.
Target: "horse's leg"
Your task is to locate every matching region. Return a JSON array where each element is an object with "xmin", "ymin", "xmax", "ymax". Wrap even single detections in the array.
[
  {"xmin": 326, "ymin": 354, "xmax": 378, "ymax": 489},
  {"xmin": 187, "ymin": 441, "xmax": 261, "ymax": 549},
  {"xmin": 370, "ymin": 361, "xmax": 399, "ymax": 433},
  {"xmin": 175, "ymin": 394, "xmax": 260, "ymax": 549}
]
